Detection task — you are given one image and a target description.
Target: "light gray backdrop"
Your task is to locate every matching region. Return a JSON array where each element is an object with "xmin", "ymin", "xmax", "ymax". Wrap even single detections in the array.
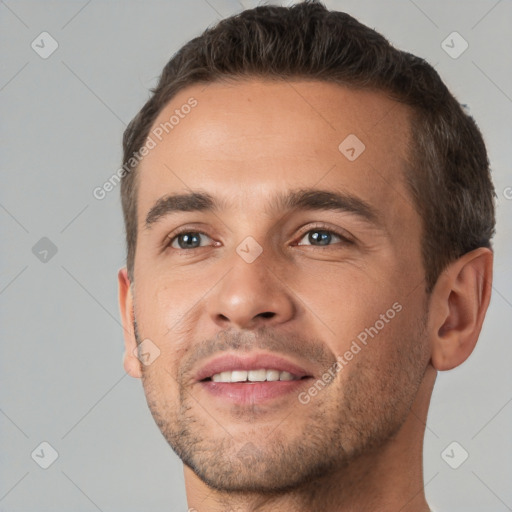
[{"xmin": 1, "ymin": 1, "xmax": 511, "ymax": 511}]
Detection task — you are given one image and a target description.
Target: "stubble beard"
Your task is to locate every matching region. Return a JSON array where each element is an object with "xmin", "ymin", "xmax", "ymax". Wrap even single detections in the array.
[{"xmin": 135, "ymin": 313, "xmax": 429, "ymax": 494}]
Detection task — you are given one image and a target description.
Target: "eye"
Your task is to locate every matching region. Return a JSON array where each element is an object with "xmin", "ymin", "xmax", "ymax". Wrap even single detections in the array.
[
  {"xmin": 168, "ymin": 231, "xmax": 212, "ymax": 250},
  {"xmin": 296, "ymin": 228, "xmax": 351, "ymax": 247},
  {"xmin": 164, "ymin": 227, "xmax": 352, "ymax": 251}
]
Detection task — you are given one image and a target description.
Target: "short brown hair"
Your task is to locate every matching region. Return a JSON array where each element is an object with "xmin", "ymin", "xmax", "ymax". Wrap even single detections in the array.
[{"xmin": 121, "ymin": 0, "xmax": 495, "ymax": 292}]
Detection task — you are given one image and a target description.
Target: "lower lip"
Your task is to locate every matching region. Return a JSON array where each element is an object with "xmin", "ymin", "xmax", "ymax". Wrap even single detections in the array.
[{"xmin": 199, "ymin": 379, "xmax": 311, "ymax": 405}]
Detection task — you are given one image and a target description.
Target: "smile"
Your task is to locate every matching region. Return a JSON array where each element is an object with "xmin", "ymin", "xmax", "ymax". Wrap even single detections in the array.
[
  {"xmin": 207, "ymin": 369, "xmax": 303, "ymax": 383},
  {"xmin": 195, "ymin": 353, "xmax": 314, "ymax": 405}
]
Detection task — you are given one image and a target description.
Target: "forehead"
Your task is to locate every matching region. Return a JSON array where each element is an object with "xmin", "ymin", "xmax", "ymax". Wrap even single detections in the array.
[{"xmin": 136, "ymin": 79, "xmax": 415, "ymax": 227}]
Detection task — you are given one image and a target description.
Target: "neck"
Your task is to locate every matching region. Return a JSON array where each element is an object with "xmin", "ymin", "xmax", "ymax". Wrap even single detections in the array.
[{"xmin": 185, "ymin": 365, "xmax": 437, "ymax": 512}]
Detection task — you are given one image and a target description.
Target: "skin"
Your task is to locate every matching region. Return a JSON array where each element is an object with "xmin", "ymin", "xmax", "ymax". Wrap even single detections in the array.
[{"xmin": 118, "ymin": 79, "xmax": 493, "ymax": 512}]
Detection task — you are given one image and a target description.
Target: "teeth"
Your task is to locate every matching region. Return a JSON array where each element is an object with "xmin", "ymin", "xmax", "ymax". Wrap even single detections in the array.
[
  {"xmin": 209, "ymin": 369, "xmax": 300, "ymax": 383},
  {"xmin": 266, "ymin": 369, "xmax": 280, "ymax": 381},
  {"xmin": 279, "ymin": 371, "xmax": 295, "ymax": 381},
  {"xmin": 248, "ymin": 369, "xmax": 267, "ymax": 382},
  {"xmin": 231, "ymin": 370, "xmax": 248, "ymax": 382}
]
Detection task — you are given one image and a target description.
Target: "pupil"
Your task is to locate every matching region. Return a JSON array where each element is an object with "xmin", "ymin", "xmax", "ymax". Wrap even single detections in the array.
[
  {"xmin": 179, "ymin": 233, "xmax": 200, "ymax": 249},
  {"xmin": 310, "ymin": 230, "xmax": 331, "ymax": 245}
]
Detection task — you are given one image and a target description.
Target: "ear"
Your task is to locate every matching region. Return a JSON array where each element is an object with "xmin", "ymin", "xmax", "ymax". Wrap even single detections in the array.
[
  {"xmin": 118, "ymin": 267, "xmax": 142, "ymax": 378},
  {"xmin": 428, "ymin": 247, "xmax": 493, "ymax": 371}
]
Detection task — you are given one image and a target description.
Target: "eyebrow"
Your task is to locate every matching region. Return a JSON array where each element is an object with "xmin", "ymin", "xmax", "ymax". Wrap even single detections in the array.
[{"xmin": 144, "ymin": 188, "xmax": 382, "ymax": 230}]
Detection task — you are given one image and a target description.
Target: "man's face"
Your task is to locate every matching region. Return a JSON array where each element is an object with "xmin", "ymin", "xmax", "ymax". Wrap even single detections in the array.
[{"xmin": 128, "ymin": 79, "xmax": 431, "ymax": 492}]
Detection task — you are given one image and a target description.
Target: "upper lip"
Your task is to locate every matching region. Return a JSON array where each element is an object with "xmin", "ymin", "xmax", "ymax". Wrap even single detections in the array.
[{"xmin": 195, "ymin": 352, "xmax": 313, "ymax": 382}]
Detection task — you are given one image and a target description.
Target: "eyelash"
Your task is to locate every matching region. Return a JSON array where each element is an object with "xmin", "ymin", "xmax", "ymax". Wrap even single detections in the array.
[{"xmin": 163, "ymin": 224, "xmax": 353, "ymax": 251}]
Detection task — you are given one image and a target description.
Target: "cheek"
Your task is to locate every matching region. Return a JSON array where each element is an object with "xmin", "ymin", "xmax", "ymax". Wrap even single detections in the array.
[
  {"xmin": 330, "ymin": 305, "xmax": 426, "ymax": 406},
  {"xmin": 141, "ymin": 364, "xmax": 181, "ymax": 424},
  {"xmin": 136, "ymin": 271, "xmax": 197, "ymax": 335},
  {"xmin": 138, "ymin": 280, "xmax": 196, "ymax": 384},
  {"xmin": 291, "ymin": 264, "xmax": 401, "ymax": 350}
]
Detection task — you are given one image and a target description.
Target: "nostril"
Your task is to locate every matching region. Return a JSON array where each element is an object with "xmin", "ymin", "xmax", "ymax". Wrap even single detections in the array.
[{"xmin": 259, "ymin": 312, "xmax": 275, "ymax": 319}]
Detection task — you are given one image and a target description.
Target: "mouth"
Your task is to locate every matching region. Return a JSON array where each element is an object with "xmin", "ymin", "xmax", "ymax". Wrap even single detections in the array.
[
  {"xmin": 196, "ymin": 352, "xmax": 313, "ymax": 382},
  {"xmin": 204, "ymin": 368, "xmax": 306, "ymax": 383},
  {"xmin": 195, "ymin": 353, "xmax": 314, "ymax": 405}
]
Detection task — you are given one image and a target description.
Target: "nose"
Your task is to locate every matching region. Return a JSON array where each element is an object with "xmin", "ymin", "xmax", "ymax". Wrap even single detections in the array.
[{"xmin": 207, "ymin": 251, "xmax": 296, "ymax": 330}]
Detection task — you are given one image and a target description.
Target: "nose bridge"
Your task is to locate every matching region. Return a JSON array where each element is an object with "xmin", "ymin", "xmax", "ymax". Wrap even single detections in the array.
[{"xmin": 207, "ymin": 240, "xmax": 295, "ymax": 329}]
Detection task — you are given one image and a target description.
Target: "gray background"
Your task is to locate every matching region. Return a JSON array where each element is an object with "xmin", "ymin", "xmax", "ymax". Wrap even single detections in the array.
[{"xmin": 1, "ymin": 0, "xmax": 511, "ymax": 511}]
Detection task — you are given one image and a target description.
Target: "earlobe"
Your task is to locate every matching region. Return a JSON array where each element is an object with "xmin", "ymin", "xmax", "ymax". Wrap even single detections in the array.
[
  {"xmin": 118, "ymin": 267, "xmax": 142, "ymax": 379},
  {"xmin": 429, "ymin": 248, "xmax": 493, "ymax": 371},
  {"xmin": 123, "ymin": 351, "xmax": 143, "ymax": 378}
]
